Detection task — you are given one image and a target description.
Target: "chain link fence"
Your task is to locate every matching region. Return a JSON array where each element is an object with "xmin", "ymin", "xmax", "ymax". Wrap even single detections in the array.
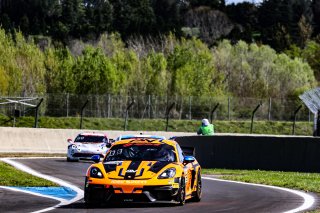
[{"xmin": 0, "ymin": 94, "xmax": 312, "ymax": 122}]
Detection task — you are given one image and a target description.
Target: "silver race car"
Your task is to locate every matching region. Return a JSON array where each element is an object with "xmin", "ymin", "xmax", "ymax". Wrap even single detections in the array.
[{"xmin": 67, "ymin": 132, "xmax": 111, "ymax": 162}]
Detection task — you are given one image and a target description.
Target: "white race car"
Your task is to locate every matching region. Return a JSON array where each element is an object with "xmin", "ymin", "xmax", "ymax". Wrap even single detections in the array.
[{"xmin": 67, "ymin": 132, "xmax": 111, "ymax": 162}]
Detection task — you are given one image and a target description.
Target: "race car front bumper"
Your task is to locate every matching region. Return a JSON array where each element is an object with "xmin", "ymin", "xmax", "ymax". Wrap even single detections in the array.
[
  {"xmin": 71, "ymin": 153, "xmax": 104, "ymax": 159},
  {"xmin": 85, "ymin": 184, "xmax": 179, "ymax": 202},
  {"xmin": 84, "ymin": 177, "xmax": 181, "ymax": 203}
]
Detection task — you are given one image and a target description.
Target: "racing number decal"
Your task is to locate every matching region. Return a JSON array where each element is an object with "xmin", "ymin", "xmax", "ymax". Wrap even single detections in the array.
[
  {"xmin": 186, "ymin": 169, "xmax": 192, "ymax": 192},
  {"xmin": 184, "ymin": 164, "xmax": 193, "ymax": 194}
]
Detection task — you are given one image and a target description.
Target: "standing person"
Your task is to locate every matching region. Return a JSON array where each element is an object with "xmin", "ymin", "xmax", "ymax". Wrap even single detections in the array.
[{"xmin": 197, "ymin": 118, "xmax": 214, "ymax": 135}]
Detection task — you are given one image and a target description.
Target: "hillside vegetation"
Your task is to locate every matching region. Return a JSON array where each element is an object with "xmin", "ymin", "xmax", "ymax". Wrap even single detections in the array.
[
  {"xmin": 1, "ymin": 1, "xmax": 320, "ymax": 127},
  {"xmin": 0, "ymin": 29, "xmax": 315, "ymax": 102}
]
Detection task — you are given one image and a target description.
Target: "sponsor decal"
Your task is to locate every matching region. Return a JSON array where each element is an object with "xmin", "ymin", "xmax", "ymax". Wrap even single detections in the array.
[
  {"xmin": 110, "ymin": 180, "xmax": 147, "ymax": 184},
  {"xmin": 105, "ymin": 161, "xmax": 123, "ymax": 165}
]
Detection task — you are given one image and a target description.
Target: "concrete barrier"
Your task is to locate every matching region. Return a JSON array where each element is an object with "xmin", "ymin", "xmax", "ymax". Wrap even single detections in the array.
[
  {"xmin": 0, "ymin": 127, "xmax": 195, "ymax": 153},
  {"xmin": 2, "ymin": 127, "xmax": 319, "ymax": 172},
  {"xmin": 175, "ymin": 135, "xmax": 320, "ymax": 172}
]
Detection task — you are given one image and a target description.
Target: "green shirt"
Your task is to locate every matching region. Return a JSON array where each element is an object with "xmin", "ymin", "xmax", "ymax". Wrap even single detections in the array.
[{"xmin": 197, "ymin": 124, "xmax": 214, "ymax": 135}]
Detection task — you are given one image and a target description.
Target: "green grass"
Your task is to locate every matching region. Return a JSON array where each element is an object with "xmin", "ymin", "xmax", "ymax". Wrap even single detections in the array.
[
  {"xmin": 203, "ymin": 168, "xmax": 320, "ymax": 193},
  {"xmin": 0, "ymin": 161, "xmax": 58, "ymax": 187},
  {"xmin": 0, "ymin": 115, "xmax": 314, "ymax": 136}
]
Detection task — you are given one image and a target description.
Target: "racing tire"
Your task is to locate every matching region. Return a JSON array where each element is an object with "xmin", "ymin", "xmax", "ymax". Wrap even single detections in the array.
[
  {"xmin": 84, "ymin": 179, "xmax": 97, "ymax": 208},
  {"xmin": 192, "ymin": 171, "xmax": 202, "ymax": 202},
  {"xmin": 67, "ymin": 157, "xmax": 78, "ymax": 162},
  {"xmin": 176, "ymin": 177, "xmax": 186, "ymax": 206}
]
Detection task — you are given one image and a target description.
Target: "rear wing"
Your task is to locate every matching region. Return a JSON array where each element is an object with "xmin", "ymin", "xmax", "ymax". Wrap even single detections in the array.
[{"xmin": 181, "ymin": 146, "xmax": 195, "ymax": 157}]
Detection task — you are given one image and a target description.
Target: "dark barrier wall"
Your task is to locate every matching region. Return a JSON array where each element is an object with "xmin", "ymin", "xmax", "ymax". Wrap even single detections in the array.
[{"xmin": 175, "ymin": 135, "xmax": 320, "ymax": 172}]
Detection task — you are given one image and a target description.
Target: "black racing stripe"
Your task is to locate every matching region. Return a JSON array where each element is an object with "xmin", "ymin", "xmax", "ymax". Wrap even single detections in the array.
[
  {"xmin": 148, "ymin": 161, "xmax": 171, "ymax": 174},
  {"xmin": 127, "ymin": 161, "xmax": 142, "ymax": 171},
  {"xmin": 104, "ymin": 164, "xmax": 117, "ymax": 173},
  {"xmin": 124, "ymin": 161, "xmax": 142, "ymax": 180}
]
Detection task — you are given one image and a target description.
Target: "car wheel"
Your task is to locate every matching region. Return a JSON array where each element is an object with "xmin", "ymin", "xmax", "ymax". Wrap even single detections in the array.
[
  {"xmin": 192, "ymin": 172, "xmax": 202, "ymax": 202},
  {"xmin": 84, "ymin": 190, "xmax": 92, "ymax": 207},
  {"xmin": 67, "ymin": 157, "xmax": 78, "ymax": 162},
  {"xmin": 176, "ymin": 177, "xmax": 186, "ymax": 206},
  {"xmin": 84, "ymin": 179, "xmax": 95, "ymax": 207}
]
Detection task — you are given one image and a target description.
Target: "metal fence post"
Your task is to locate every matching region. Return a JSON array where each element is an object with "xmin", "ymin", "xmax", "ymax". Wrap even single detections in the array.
[
  {"xmin": 148, "ymin": 95, "xmax": 151, "ymax": 118},
  {"xmin": 13, "ymin": 103, "xmax": 16, "ymax": 127},
  {"xmin": 124, "ymin": 99, "xmax": 135, "ymax": 131},
  {"xmin": 108, "ymin": 94, "xmax": 111, "ymax": 118},
  {"xmin": 189, "ymin": 96, "xmax": 192, "ymax": 120},
  {"xmin": 210, "ymin": 103, "xmax": 220, "ymax": 124},
  {"xmin": 268, "ymin": 97, "xmax": 271, "ymax": 121},
  {"xmin": 292, "ymin": 105, "xmax": 302, "ymax": 135},
  {"xmin": 166, "ymin": 102, "xmax": 175, "ymax": 131},
  {"xmin": 66, "ymin": 93, "xmax": 69, "ymax": 117},
  {"xmin": 34, "ymin": 98, "xmax": 44, "ymax": 128},
  {"xmin": 250, "ymin": 103, "xmax": 262, "ymax": 134},
  {"xmin": 80, "ymin": 100, "xmax": 89, "ymax": 129},
  {"xmin": 228, "ymin": 97, "xmax": 231, "ymax": 120}
]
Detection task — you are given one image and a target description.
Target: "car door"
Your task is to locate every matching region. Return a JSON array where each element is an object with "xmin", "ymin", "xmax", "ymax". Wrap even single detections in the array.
[{"xmin": 176, "ymin": 144, "xmax": 195, "ymax": 196}]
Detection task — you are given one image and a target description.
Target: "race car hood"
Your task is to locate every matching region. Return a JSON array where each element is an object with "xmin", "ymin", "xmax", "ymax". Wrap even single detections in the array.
[
  {"xmin": 103, "ymin": 161, "xmax": 173, "ymax": 180},
  {"xmin": 74, "ymin": 142, "xmax": 106, "ymax": 152}
]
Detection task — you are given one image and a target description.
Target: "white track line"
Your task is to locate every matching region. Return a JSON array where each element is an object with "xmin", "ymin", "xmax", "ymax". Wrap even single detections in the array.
[
  {"xmin": 1, "ymin": 158, "xmax": 84, "ymax": 213},
  {"xmin": 203, "ymin": 176, "xmax": 315, "ymax": 213}
]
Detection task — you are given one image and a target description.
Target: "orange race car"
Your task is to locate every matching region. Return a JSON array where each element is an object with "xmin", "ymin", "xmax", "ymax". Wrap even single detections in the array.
[{"xmin": 84, "ymin": 137, "xmax": 202, "ymax": 205}]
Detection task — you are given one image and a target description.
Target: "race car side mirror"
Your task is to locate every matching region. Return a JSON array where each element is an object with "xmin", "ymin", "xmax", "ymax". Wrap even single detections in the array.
[
  {"xmin": 67, "ymin": 138, "xmax": 73, "ymax": 143},
  {"xmin": 91, "ymin": 155, "xmax": 101, "ymax": 163},
  {"xmin": 183, "ymin": 156, "xmax": 195, "ymax": 164},
  {"xmin": 106, "ymin": 139, "xmax": 115, "ymax": 148}
]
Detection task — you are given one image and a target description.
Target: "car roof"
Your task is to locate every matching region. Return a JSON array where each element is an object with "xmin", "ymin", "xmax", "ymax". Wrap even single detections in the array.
[
  {"xmin": 116, "ymin": 134, "xmax": 166, "ymax": 140},
  {"xmin": 113, "ymin": 138, "xmax": 177, "ymax": 147},
  {"xmin": 78, "ymin": 132, "xmax": 108, "ymax": 137}
]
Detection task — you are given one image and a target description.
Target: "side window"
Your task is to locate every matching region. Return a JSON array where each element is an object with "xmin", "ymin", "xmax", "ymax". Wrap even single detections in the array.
[{"xmin": 176, "ymin": 144, "xmax": 184, "ymax": 163}]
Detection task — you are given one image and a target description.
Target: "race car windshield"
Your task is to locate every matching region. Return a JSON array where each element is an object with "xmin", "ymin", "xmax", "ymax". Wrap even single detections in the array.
[
  {"xmin": 74, "ymin": 136, "xmax": 107, "ymax": 143},
  {"xmin": 104, "ymin": 143, "xmax": 177, "ymax": 162}
]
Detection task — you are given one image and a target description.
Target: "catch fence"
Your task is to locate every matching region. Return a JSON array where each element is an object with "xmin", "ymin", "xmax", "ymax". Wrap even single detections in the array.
[{"xmin": 0, "ymin": 94, "xmax": 312, "ymax": 122}]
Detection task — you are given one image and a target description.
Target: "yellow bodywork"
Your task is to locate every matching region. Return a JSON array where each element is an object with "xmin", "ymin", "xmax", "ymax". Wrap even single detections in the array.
[{"xmin": 85, "ymin": 138, "xmax": 201, "ymax": 202}]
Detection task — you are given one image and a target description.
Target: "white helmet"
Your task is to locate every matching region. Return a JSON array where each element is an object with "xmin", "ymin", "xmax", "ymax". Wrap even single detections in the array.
[{"xmin": 202, "ymin": 119, "xmax": 210, "ymax": 126}]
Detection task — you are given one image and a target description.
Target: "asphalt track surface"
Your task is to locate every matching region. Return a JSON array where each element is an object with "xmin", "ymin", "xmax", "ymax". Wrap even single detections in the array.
[{"xmin": 1, "ymin": 158, "xmax": 318, "ymax": 213}]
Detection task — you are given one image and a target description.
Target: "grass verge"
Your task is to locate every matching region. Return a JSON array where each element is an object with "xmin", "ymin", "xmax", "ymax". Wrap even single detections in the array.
[
  {"xmin": 0, "ymin": 161, "xmax": 58, "ymax": 186},
  {"xmin": 203, "ymin": 168, "xmax": 320, "ymax": 193}
]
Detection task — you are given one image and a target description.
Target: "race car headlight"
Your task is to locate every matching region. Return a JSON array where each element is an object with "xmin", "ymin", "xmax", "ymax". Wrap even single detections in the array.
[
  {"xmin": 71, "ymin": 144, "xmax": 77, "ymax": 149},
  {"xmin": 90, "ymin": 167, "xmax": 104, "ymax": 178},
  {"xmin": 158, "ymin": 168, "xmax": 176, "ymax": 179}
]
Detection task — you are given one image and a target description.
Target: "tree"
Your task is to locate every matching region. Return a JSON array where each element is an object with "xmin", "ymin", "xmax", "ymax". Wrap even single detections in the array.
[
  {"xmin": 183, "ymin": 6, "xmax": 234, "ymax": 45},
  {"xmin": 44, "ymin": 47, "xmax": 76, "ymax": 93},
  {"xmin": 212, "ymin": 39, "xmax": 316, "ymax": 99},
  {"xmin": 225, "ymin": 2, "xmax": 259, "ymax": 43},
  {"xmin": 258, "ymin": 0, "xmax": 313, "ymax": 50},
  {"xmin": 312, "ymin": 0, "xmax": 320, "ymax": 35},
  {"xmin": 151, "ymin": 0, "xmax": 182, "ymax": 34},
  {"xmin": 84, "ymin": 0, "xmax": 113, "ymax": 39},
  {"xmin": 60, "ymin": 0, "xmax": 86, "ymax": 38},
  {"xmin": 110, "ymin": 0, "xmax": 156, "ymax": 38},
  {"xmin": 167, "ymin": 37, "xmax": 224, "ymax": 97}
]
